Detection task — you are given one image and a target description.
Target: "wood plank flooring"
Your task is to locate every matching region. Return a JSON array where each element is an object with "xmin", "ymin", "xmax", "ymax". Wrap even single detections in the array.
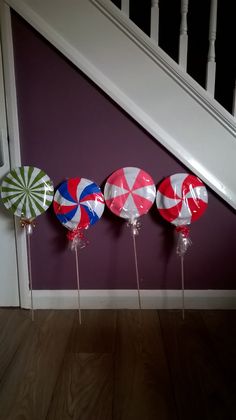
[{"xmin": 0, "ymin": 309, "xmax": 235, "ymax": 419}]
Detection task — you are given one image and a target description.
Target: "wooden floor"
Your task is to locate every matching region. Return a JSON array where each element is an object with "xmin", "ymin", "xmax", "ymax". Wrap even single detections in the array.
[{"xmin": 0, "ymin": 309, "xmax": 235, "ymax": 419}]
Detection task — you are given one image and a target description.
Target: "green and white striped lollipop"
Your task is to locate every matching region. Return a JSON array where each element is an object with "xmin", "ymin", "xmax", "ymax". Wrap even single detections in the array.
[{"xmin": 0, "ymin": 166, "xmax": 54, "ymax": 219}]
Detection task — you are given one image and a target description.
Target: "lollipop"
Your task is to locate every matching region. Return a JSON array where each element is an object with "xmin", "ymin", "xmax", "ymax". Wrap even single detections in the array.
[
  {"xmin": 104, "ymin": 167, "xmax": 156, "ymax": 308},
  {"xmin": 156, "ymin": 173, "xmax": 208, "ymax": 227},
  {"xmin": 156, "ymin": 173, "xmax": 208, "ymax": 318},
  {"xmin": 1, "ymin": 166, "xmax": 54, "ymax": 226},
  {"xmin": 0, "ymin": 166, "xmax": 54, "ymax": 320},
  {"xmin": 53, "ymin": 177, "xmax": 104, "ymax": 239},
  {"xmin": 104, "ymin": 166, "xmax": 156, "ymax": 222},
  {"xmin": 53, "ymin": 177, "xmax": 105, "ymax": 322}
]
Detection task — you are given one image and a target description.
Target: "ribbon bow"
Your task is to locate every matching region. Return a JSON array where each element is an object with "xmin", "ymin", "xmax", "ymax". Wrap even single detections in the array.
[
  {"xmin": 176, "ymin": 225, "xmax": 190, "ymax": 237},
  {"xmin": 20, "ymin": 218, "xmax": 36, "ymax": 235},
  {"xmin": 67, "ymin": 227, "xmax": 89, "ymax": 250}
]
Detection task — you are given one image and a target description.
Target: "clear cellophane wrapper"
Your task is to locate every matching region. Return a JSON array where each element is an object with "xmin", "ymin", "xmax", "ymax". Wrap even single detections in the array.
[
  {"xmin": 176, "ymin": 225, "xmax": 192, "ymax": 257},
  {"xmin": 67, "ymin": 227, "xmax": 89, "ymax": 251}
]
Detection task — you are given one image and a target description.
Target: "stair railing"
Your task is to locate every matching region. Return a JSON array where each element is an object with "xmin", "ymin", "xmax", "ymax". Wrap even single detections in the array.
[{"xmin": 118, "ymin": 0, "xmax": 235, "ymax": 118}]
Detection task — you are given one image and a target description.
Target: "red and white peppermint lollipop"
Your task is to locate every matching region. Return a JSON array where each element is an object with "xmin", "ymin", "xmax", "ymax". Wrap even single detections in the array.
[
  {"xmin": 104, "ymin": 167, "xmax": 156, "ymax": 221},
  {"xmin": 157, "ymin": 173, "xmax": 208, "ymax": 319},
  {"xmin": 156, "ymin": 173, "xmax": 208, "ymax": 226}
]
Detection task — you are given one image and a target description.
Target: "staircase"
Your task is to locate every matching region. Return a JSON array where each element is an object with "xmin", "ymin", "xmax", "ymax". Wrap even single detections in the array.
[{"xmin": 1, "ymin": 0, "xmax": 236, "ymax": 208}]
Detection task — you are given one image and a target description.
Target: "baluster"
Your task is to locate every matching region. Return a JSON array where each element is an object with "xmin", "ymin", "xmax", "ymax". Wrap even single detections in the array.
[
  {"xmin": 233, "ymin": 80, "xmax": 236, "ymax": 117},
  {"xmin": 178, "ymin": 0, "xmax": 189, "ymax": 70},
  {"xmin": 206, "ymin": 0, "xmax": 218, "ymax": 95},
  {"xmin": 151, "ymin": 0, "xmax": 159, "ymax": 44},
  {"xmin": 121, "ymin": 0, "xmax": 129, "ymax": 17}
]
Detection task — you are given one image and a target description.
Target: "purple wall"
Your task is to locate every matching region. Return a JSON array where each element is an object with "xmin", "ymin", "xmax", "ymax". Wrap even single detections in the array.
[{"xmin": 11, "ymin": 12, "xmax": 236, "ymax": 290}]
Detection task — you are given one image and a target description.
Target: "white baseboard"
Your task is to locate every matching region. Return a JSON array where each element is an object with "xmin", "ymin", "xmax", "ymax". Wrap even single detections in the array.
[{"xmin": 24, "ymin": 290, "xmax": 236, "ymax": 310}]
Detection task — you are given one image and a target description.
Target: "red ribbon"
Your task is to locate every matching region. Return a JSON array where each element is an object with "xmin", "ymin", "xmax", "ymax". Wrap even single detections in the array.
[
  {"xmin": 67, "ymin": 227, "xmax": 85, "ymax": 241},
  {"xmin": 176, "ymin": 225, "xmax": 190, "ymax": 237}
]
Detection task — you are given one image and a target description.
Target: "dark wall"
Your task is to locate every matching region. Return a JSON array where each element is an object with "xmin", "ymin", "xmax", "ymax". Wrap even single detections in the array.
[{"xmin": 11, "ymin": 12, "xmax": 236, "ymax": 290}]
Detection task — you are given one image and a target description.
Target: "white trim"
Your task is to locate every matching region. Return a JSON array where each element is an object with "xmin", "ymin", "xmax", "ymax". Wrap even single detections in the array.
[
  {"xmin": 0, "ymin": 2, "xmax": 21, "ymax": 166},
  {"xmin": 29, "ymin": 289, "xmax": 236, "ymax": 310},
  {"xmin": 0, "ymin": 1, "xmax": 28, "ymax": 307}
]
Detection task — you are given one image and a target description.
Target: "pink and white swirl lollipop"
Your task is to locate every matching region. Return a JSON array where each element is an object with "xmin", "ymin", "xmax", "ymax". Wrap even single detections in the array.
[
  {"xmin": 104, "ymin": 167, "xmax": 156, "ymax": 309},
  {"xmin": 104, "ymin": 167, "xmax": 156, "ymax": 224}
]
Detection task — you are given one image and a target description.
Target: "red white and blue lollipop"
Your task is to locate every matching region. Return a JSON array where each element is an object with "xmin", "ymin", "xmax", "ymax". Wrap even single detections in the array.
[
  {"xmin": 53, "ymin": 177, "xmax": 105, "ymax": 234},
  {"xmin": 53, "ymin": 177, "xmax": 105, "ymax": 323}
]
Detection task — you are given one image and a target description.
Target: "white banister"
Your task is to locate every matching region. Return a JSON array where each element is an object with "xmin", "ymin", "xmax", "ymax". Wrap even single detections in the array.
[
  {"xmin": 206, "ymin": 0, "xmax": 218, "ymax": 95},
  {"xmin": 233, "ymin": 80, "xmax": 236, "ymax": 117},
  {"xmin": 151, "ymin": 0, "xmax": 159, "ymax": 44},
  {"xmin": 178, "ymin": 0, "xmax": 189, "ymax": 70},
  {"xmin": 121, "ymin": 0, "xmax": 129, "ymax": 17}
]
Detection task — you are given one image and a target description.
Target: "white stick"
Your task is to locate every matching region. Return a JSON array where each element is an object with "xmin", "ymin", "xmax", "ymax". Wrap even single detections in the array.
[
  {"xmin": 132, "ymin": 229, "xmax": 141, "ymax": 310},
  {"xmin": 75, "ymin": 246, "xmax": 82, "ymax": 324},
  {"xmin": 181, "ymin": 255, "xmax": 185, "ymax": 320},
  {"xmin": 26, "ymin": 232, "xmax": 34, "ymax": 321}
]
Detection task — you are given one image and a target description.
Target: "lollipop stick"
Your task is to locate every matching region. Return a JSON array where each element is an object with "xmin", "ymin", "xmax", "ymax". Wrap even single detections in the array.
[
  {"xmin": 181, "ymin": 255, "xmax": 185, "ymax": 320},
  {"xmin": 74, "ymin": 246, "xmax": 82, "ymax": 324},
  {"xmin": 26, "ymin": 231, "xmax": 34, "ymax": 322},
  {"xmin": 131, "ymin": 229, "xmax": 142, "ymax": 310}
]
